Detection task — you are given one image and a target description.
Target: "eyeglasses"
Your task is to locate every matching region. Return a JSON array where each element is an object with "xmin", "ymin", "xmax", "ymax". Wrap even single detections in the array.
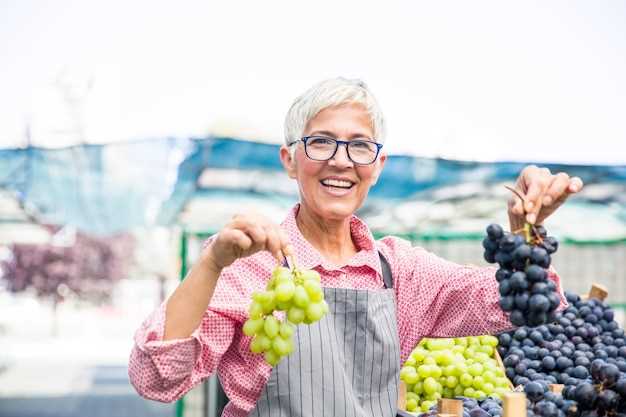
[{"xmin": 290, "ymin": 136, "xmax": 383, "ymax": 165}]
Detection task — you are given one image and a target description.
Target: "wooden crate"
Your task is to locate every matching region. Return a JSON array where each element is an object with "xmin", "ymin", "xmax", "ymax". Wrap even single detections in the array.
[
  {"xmin": 494, "ymin": 348, "xmax": 515, "ymax": 390},
  {"xmin": 580, "ymin": 283, "xmax": 608, "ymax": 302}
]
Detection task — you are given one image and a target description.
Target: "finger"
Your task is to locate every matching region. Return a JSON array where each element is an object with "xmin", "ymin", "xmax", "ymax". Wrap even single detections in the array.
[
  {"xmin": 545, "ymin": 176, "xmax": 584, "ymax": 210},
  {"xmin": 516, "ymin": 165, "xmax": 536, "ymax": 195},
  {"xmin": 568, "ymin": 177, "xmax": 583, "ymax": 193},
  {"xmin": 522, "ymin": 167, "xmax": 549, "ymax": 211},
  {"xmin": 508, "ymin": 196, "xmax": 524, "ymax": 216},
  {"xmin": 224, "ymin": 228, "xmax": 253, "ymax": 253},
  {"xmin": 542, "ymin": 173, "xmax": 570, "ymax": 207},
  {"xmin": 276, "ymin": 229, "xmax": 293, "ymax": 258},
  {"xmin": 544, "ymin": 175, "xmax": 584, "ymax": 209},
  {"xmin": 235, "ymin": 220, "xmax": 267, "ymax": 252},
  {"xmin": 523, "ymin": 184, "xmax": 546, "ymax": 225},
  {"xmin": 523, "ymin": 169, "xmax": 552, "ymax": 224},
  {"xmin": 263, "ymin": 224, "xmax": 283, "ymax": 262}
]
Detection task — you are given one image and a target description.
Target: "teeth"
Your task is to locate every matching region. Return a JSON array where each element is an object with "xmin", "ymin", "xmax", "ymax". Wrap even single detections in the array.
[{"xmin": 321, "ymin": 179, "xmax": 353, "ymax": 188}]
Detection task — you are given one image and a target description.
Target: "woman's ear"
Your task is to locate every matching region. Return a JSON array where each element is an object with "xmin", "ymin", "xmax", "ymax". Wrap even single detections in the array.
[{"xmin": 279, "ymin": 145, "xmax": 297, "ymax": 179}]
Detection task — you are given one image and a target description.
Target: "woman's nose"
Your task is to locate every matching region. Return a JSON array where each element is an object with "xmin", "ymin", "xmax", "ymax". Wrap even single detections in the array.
[{"xmin": 328, "ymin": 143, "xmax": 354, "ymax": 168}]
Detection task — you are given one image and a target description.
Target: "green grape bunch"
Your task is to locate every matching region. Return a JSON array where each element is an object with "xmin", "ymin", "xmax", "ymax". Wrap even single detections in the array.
[
  {"xmin": 243, "ymin": 265, "xmax": 329, "ymax": 366},
  {"xmin": 400, "ymin": 336, "xmax": 512, "ymax": 413}
]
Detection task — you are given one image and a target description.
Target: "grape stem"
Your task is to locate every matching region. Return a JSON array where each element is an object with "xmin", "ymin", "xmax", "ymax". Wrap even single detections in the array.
[
  {"xmin": 504, "ymin": 185, "xmax": 527, "ymax": 208},
  {"xmin": 504, "ymin": 185, "xmax": 534, "ymax": 243},
  {"xmin": 523, "ymin": 223, "xmax": 531, "ymax": 244},
  {"xmin": 287, "ymin": 255, "xmax": 298, "ymax": 272}
]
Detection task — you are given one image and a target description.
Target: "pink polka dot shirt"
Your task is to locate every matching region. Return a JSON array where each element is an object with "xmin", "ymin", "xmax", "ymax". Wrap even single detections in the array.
[{"xmin": 128, "ymin": 204, "xmax": 566, "ymax": 417}]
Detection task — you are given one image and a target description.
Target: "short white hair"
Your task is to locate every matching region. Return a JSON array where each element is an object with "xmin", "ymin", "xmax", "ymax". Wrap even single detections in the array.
[{"xmin": 284, "ymin": 78, "xmax": 386, "ymax": 151}]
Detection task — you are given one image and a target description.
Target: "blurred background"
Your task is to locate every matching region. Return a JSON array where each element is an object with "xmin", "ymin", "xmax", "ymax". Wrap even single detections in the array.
[{"xmin": 1, "ymin": 1, "xmax": 625, "ymax": 417}]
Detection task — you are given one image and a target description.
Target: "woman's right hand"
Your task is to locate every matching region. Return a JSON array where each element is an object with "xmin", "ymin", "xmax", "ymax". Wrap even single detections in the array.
[{"xmin": 201, "ymin": 212, "xmax": 293, "ymax": 272}]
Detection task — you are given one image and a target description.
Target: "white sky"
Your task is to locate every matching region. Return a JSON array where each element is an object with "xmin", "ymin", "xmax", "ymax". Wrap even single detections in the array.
[{"xmin": 1, "ymin": 0, "xmax": 625, "ymax": 163}]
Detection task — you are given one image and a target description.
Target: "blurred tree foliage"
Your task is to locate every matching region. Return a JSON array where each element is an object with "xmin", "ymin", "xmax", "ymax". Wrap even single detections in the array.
[{"xmin": 0, "ymin": 228, "xmax": 135, "ymax": 305}]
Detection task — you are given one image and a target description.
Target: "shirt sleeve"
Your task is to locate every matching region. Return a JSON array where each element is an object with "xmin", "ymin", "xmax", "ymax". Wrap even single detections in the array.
[
  {"xmin": 380, "ymin": 236, "xmax": 567, "ymax": 363},
  {"xmin": 128, "ymin": 299, "xmax": 238, "ymax": 403}
]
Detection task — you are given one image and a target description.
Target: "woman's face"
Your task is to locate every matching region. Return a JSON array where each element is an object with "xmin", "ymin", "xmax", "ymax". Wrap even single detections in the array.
[{"xmin": 280, "ymin": 103, "xmax": 386, "ymax": 222}]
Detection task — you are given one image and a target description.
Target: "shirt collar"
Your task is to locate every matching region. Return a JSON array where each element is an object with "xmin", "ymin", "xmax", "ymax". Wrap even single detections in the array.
[{"xmin": 281, "ymin": 203, "xmax": 381, "ymax": 275}]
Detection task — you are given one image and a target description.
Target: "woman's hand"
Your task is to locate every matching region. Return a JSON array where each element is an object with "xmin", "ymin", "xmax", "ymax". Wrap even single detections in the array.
[
  {"xmin": 508, "ymin": 165, "xmax": 584, "ymax": 232},
  {"xmin": 201, "ymin": 212, "xmax": 293, "ymax": 272}
]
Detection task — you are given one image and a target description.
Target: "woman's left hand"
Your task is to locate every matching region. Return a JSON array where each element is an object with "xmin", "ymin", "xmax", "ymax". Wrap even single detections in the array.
[{"xmin": 508, "ymin": 165, "xmax": 584, "ymax": 232}]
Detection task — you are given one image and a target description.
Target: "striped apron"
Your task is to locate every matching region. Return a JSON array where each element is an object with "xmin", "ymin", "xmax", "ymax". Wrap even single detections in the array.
[{"xmin": 248, "ymin": 253, "xmax": 402, "ymax": 417}]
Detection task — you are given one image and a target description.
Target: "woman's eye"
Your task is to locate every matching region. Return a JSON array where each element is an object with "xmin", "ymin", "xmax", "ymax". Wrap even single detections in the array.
[
  {"xmin": 310, "ymin": 137, "xmax": 334, "ymax": 146},
  {"xmin": 351, "ymin": 141, "xmax": 375, "ymax": 151}
]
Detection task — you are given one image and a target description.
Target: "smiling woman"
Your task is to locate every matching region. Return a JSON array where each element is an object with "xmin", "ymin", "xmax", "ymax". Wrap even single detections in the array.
[{"xmin": 129, "ymin": 77, "xmax": 581, "ymax": 417}]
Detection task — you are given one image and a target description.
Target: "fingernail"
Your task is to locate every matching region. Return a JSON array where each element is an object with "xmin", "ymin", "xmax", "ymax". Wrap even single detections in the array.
[
  {"xmin": 570, "ymin": 184, "xmax": 579, "ymax": 192},
  {"xmin": 543, "ymin": 196, "xmax": 552, "ymax": 206},
  {"xmin": 526, "ymin": 213, "xmax": 536, "ymax": 224},
  {"xmin": 526, "ymin": 201, "xmax": 534, "ymax": 211}
]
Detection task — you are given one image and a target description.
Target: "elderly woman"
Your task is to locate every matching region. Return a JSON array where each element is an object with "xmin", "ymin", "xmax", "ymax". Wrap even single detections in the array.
[{"xmin": 129, "ymin": 78, "xmax": 583, "ymax": 417}]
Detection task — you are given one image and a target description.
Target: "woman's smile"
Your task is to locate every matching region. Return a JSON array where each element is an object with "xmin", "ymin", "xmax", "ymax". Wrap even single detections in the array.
[{"xmin": 319, "ymin": 176, "xmax": 356, "ymax": 196}]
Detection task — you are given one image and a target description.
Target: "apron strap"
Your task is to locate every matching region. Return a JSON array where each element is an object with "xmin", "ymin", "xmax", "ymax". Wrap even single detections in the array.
[{"xmin": 378, "ymin": 251, "xmax": 393, "ymax": 289}]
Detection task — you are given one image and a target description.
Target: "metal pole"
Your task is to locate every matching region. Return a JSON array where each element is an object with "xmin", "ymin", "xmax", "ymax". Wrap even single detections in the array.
[{"xmin": 175, "ymin": 230, "xmax": 188, "ymax": 417}]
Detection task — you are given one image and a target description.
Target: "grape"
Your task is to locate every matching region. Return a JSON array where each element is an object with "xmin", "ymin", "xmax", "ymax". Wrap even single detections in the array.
[
  {"xmin": 253, "ymin": 290, "xmax": 272, "ymax": 305},
  {"xmin": 245, "ymin": 265, "xmax": 328, "ymax": 365},
  {"xmin": 293, "ymin": 285, "xmax": 310, "ymax": 308},
  {"xmin": 250, "ymin": 334, "xmax": 271, "ymax": 353},
  {"xmin": 272, "ymin": 336, "xmax": 293, "ymax": 356},
  {"xmin": 300, "ymin": 269, "xmax": 321, "ymax": 282},
  {"xmin": 303, "ymin": 279, "xmax": 323, "ymax": 301},
  {"xmin": 260, "ymin": 295, "xmax": 277, "ymax": 315},
  {"xmin": 248, "ymin": 301, "xmax": 264, "ymax": 319},
  {"xmin": 596, "ymin": 389, "xmax": 619, "ymax": 412},
  {"xmin": 274, "ymin": 299, "xmax": 291, "ymax": 311},
  {"xmin": 487, "ymin": 224, "xmax": 504, "ymax": 240},
  {"xmin": 279, "ymin": 321, "xmax": 295, "ymax": 338},
  {"xmin": 287, "ymin": 306, "xmax": 305, "ymax": 324},
  {"xmin": 264, "ymin": 350, "xmax": 280, "ymax": 366},
  {"xmin": 242, "ymin": 317, "xmax": 264, "ymax": 336},
  {"xmin": 524, "ymin": 381, "xmax": 544, "ymax": 402},
  {"xmin": 529, "ymin": 294, "xmax": 550, "ymax": 313},
  {"xmin": 275, "ymin": 280, "xmax": 296, "ymax": 302},
  {"xmin": 424, "ymin": 377, "xmax": 439, "ymax": 394},
  {"xmin": 305, "ymin": 301, "xmax": 326, "ymax": 322},
  {"xmin": 263, "ymin": 315, "xmax": 280, "ymax": 338},
  {"xmin": 574, "ymin": 383, "xmax": 597, "ymax": 407}
]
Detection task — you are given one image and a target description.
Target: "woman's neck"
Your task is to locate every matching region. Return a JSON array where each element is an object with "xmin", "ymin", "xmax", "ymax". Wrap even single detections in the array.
[{"xmin": 296, "ymin": 204, "xmax": 358, "ymax": 266}]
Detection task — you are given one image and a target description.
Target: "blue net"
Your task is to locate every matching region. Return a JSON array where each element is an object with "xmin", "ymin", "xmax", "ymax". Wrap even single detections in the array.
[{"xmin": 2, "ymin": 136, "xmax": 626, "ymax": 236}]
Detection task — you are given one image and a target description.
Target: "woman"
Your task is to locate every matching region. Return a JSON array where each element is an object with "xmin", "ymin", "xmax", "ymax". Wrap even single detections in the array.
[{"xmin": 129, "ymin": 78, "xmax": 583, "ymax": 417}]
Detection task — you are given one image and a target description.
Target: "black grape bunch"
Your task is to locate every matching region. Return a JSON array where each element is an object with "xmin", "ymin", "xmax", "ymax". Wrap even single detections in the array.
[
  {"xmin": 482, "ymin": 187, "xmax": 561, "ymax": 327},
  {"xmin": 418, "ymin": 390, "xmax": 577, "ymax": 417},
  {"xmin": 563, "ymin": 359, "xmax": 626, "ymax": 417}
]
